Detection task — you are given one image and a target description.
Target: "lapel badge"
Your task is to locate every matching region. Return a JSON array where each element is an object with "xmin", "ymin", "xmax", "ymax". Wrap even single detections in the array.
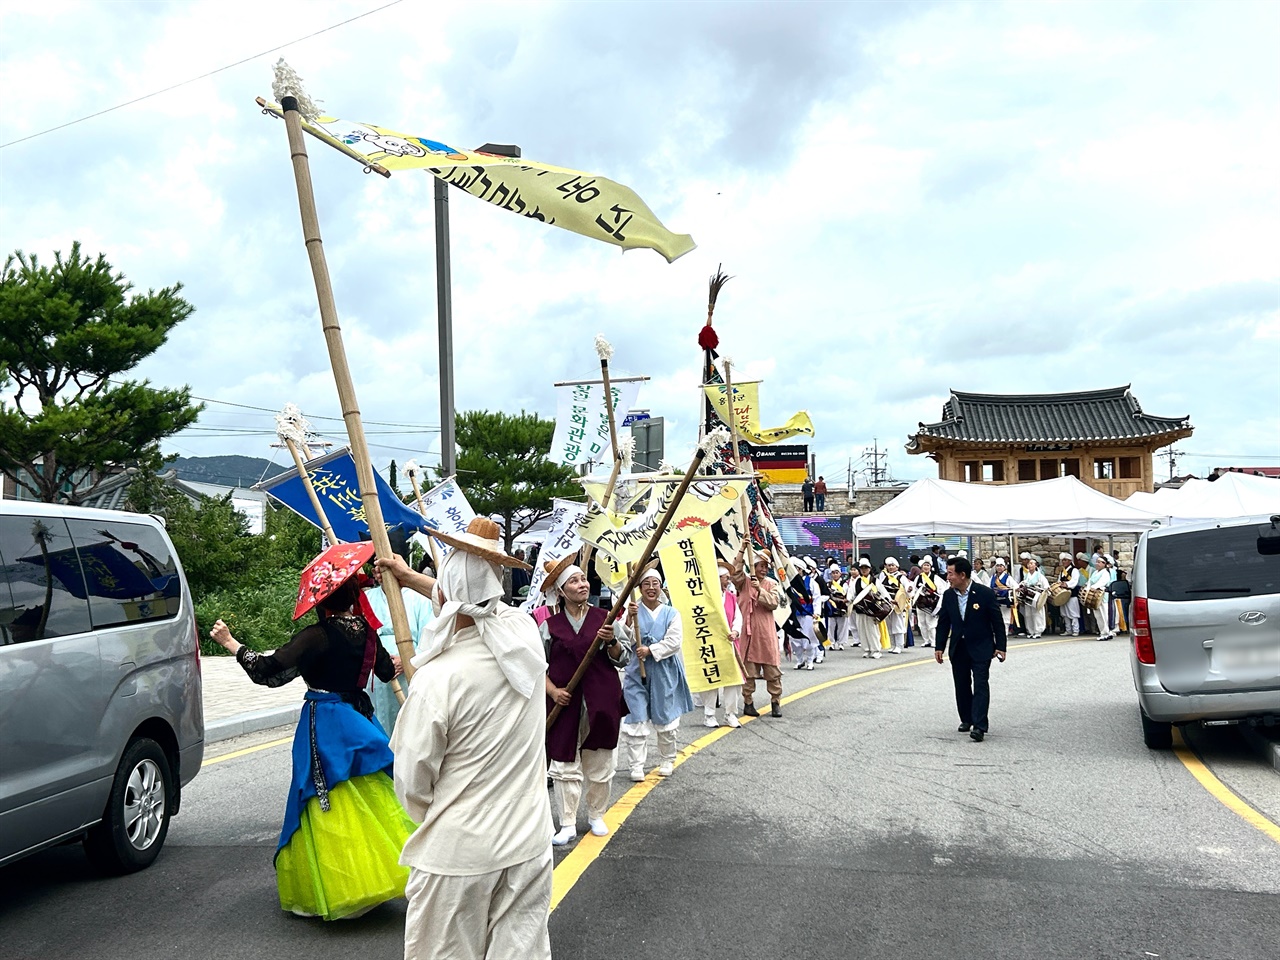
[{"xmin": 971, "ymin": 602, "xmax": 980, "ymax": 611}]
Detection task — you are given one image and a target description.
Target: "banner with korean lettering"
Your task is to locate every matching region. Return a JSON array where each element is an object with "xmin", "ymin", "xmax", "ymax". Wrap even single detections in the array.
[
  {"xmin": 520, "ymin": 499, "xmax": 589, "ymax": 613},
  {"xmin": 550, "ymin": 380, "xmax": 642, "ymax": 467},
  {"xmin": 580, "ymin": 476, "xmax": 751, "ymax": 582},
  {"xmin": 259, "ymin": 103, "xmax": 695, "ymax": 263},
  {"xmin": 702, "ymin": 381, "xmax": 815, "ymax": 445},
  {"xmin": 257, "ymin": 448, "xmax": 430, "ymax": 542},
  {"xmin": 415, "ymin": 477, "xmax": 477, "ymax": 548},
  {"xmin": 659, "ymin": 527, "xmax": 742, "ymax": 693}
]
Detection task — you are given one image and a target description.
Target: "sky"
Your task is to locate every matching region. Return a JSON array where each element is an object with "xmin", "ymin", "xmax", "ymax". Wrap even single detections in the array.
[{"xmin": 2, "ymin": 0, "xmax": 1277, "ymax": 490}]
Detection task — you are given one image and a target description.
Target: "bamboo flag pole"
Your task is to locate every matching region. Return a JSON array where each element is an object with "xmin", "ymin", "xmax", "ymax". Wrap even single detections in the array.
[
  {"xmin": 403, "ymin": 461, "xmax": 444, "ymax": 574},
  {"xmin": 274, "ymin": 405, "xmax": 405, "ymax": 704},
  {"xmin": 719, "ymin": 357, "xmax": 757, "ymax": 569},
  {"xmin": 273, "ymin": 82, "xmax": 419, "ymax": 681},
  {"xmin": 548, "ymin": 428, "xmax": 729, "ymax": 730},
  {"xmin": 579, "ymin": 335, "xmax": 629, "ymax": 571}
]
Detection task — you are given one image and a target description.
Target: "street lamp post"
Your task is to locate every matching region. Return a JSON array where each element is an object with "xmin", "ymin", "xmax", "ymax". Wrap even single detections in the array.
[{"xmin": 434, "ymin": 142, "xmax": 522, "ymax": 478}]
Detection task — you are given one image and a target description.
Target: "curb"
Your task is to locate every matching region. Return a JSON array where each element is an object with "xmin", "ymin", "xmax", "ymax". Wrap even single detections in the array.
[
  {"xmin": 206, "ymin": 704, "xmax": 302, "ymax": 744},
  {"xmin": 1239, "ymin": 724, "xmax": 1280, "ymax": 773}
]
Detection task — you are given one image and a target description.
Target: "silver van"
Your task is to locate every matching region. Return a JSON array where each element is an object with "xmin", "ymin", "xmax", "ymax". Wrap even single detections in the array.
[
  {"xmin": 1130, "ymin": 513, "xmax": 1280, "ymax": 749},
  {"xmin": 0, "ymin": 500, "xmax": 203, "ymax": 871}
]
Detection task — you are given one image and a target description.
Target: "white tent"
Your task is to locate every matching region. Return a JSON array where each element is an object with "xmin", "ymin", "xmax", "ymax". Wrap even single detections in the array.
[
  {"xmin": 853, "ymin": 475, "xmax": 1169, "ymax": 538},
  {"xmin": 1127, "ymin": 472, "xmax": 1280, "ymax": 522}
]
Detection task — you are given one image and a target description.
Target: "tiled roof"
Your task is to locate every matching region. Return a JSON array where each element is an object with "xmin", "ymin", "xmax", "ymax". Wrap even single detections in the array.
[{"xmin": 907, "ymin": 386, "xmax": 1192, "ymax": 448}]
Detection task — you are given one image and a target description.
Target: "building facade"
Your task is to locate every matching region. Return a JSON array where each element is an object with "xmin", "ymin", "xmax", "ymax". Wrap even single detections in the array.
[{"xmin": 906, "ymin": 386, "xmax": 1193, "ymax": 499}]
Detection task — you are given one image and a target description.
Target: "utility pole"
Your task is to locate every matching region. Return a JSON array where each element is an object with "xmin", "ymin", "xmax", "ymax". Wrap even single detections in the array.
[
  {"xmin": 1158, "ymin": 446, "xmax": 1182, "ymax": 483},
  {"xmin": 861, "ymin": 438, "xmax": 888, "ymax": 486}
]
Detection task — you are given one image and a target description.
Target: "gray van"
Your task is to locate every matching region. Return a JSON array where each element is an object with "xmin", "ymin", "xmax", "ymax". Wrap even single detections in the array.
[
  {"xmin": 1129, "ymin": 513, "xmax": 1280, "ymax": 748},
  {"xmin": 0, "ymin": 500, "xmax": 203, "ymax": 871}
]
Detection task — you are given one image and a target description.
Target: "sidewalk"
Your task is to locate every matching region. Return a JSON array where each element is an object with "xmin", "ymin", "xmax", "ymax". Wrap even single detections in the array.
[{"xmin": 202, "ymin": 654, "xmax": 303, "ymax": 743}]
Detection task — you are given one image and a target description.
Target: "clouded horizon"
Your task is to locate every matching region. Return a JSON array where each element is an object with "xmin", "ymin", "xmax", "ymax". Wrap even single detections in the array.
[{"xmin": 2, "ymin": 0, "xmax": 1277, "ymax": 488}]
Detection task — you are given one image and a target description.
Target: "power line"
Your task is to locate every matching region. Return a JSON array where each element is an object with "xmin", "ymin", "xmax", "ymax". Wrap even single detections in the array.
[{"xmin": 0, "ymin": 0, "xmax": 406, "ymax": 150}]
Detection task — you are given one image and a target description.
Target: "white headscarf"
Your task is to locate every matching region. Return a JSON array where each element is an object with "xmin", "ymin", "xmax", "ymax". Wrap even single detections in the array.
[{"xmin": 411, "ymin": 550, "xmax": 545, "ymax": 699}]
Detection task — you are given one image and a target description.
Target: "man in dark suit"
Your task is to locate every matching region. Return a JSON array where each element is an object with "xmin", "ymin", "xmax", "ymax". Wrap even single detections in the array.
[{"xmin": 934, "ymin": 555, "xmax": 1008, "ymax": 742}]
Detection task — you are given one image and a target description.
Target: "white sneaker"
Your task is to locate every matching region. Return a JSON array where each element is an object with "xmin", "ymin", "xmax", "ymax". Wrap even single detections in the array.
[
  {"xmin": 726, "ymin": 714, "xmax": 740, "ymax": 728},
  {"xmin": 804, "ymin": 662, "xmax": 815, "ymax": 670},
  {"xmin": 814, "ymin": 655, "xmax": 825, "ymax": 664},
  {"xmin": 629, "ymin": 766, "xmax": 645, "ymax": 782},
  {"xmin": 703, "ymin": 716, "xmax": 718, "ymax": 728},
  {"xmin": 588, "ymin": 818, "xmax": 609, "ymax": 837},
  {"xmin": 888, "ymin": 648, "xmax": 901, "ymax": 655},
  {"xmin": 862, "ymin": 652, "xmax": 871, "ymax": 658},
  {"xmin": 552, "ymin": 826, "xmax": 577, "ymax": 846},
  {"xmin": 657, "ymin": 762, "xmax": 674, "ymax": 777},
  {"xmin": 794, "ymin": 661, "xmax": 805, "ymax": 670},
  {"xmin": 872, "ymin": 652, "xmax": 882, "ymax": 659}
]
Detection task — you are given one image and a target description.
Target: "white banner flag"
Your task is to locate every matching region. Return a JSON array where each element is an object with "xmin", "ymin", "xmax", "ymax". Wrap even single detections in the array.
[
  {"xmin": 549, "ymin": 380, "xmax": 642, "ymax": 467},
  {"xmin": 521, "ymin": 498, "xmax": 589, "ymax": 613},
  {"xmin": 417, "ymin": 477, "xmax": 477, "ymax": 549}
]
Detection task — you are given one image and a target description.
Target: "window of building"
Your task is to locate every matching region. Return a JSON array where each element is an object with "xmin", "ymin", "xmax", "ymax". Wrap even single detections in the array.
[
  {"xmin": 982, "ymin": 461, "xmax": 1005, "ymax": 482},
  {"xmin": 0, "ymin": 515, "xmax": 94, "ymax": 644},
  {"xmin": 1018, "ymin": 459, "xmax": 1037, "ymax": 481},
  {"xmin": 1119, "ymin": 456, "xmax": 1141, "ymax": 480},
  {"xmin": 962, "ymin": 461, "xmax": 980, "ymax": 482},
  {"xmin": 1094, "ymin": 457, "xmax": 1117, "ymax": 480},
  {"xmin": 1064, "ymin": 458, "xmax": 1081, "ymax": 478},
  {"xmin": 1040, "ymin": 459, "xmax": 1062, "ymax": 480}
]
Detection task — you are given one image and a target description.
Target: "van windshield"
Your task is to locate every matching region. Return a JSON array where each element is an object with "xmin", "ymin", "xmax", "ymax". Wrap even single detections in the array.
[{"xmin": 1146, "ymin": 526, "xmax": 1280, "ymax": 602}]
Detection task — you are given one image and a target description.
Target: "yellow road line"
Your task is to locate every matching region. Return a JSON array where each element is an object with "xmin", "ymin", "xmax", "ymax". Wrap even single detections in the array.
[
  {"xmin": 551, "ymin": 637, "xmax": 1074, "ymax": 911},
  {"xmin": 203, "ymin": 735, "xmax": 293, "ymax": 766},
  {"xmin": 1173, "ymin": 728, "xmax": 1280, "ymax": 845}
]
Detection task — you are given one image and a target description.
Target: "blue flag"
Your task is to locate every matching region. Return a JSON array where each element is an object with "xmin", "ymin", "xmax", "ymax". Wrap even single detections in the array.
[
  {"xmin": 19, "ymin": 541, "xmax": 160, "ymax": 600},
  {"xmin": 256, "ymin": 448, "xmax": 430, "ymax": 542}
]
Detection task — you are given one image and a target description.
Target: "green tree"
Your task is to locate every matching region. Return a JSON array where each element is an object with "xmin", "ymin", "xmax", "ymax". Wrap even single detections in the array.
[
  {"xmin": 450, "ymin": 409, "xmax": 580, "ymax": 554},
  {"xmin": 0, "ymin": 242, "xmax": 202, "ymax": 503}
]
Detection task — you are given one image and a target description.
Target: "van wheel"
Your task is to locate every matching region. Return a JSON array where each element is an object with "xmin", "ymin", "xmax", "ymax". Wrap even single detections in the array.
[
  {"xmin": 84, "ymin": 737, "xmax": 172, "ymax": 874},
  {"xmin": 1140, "ymin": 708, "xmax": 1173, "ymax": 750}
]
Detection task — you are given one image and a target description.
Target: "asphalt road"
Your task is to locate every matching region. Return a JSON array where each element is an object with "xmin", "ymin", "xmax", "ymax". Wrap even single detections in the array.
[{"xmin": 3, "ymin": 638, "xmax": 1277, "ymax": 960}]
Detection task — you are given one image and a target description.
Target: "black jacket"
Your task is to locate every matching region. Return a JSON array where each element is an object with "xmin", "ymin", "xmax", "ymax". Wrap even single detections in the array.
[{"xmin": 935, "ymin": 581, "xmax": 1007, "ymax": 661}]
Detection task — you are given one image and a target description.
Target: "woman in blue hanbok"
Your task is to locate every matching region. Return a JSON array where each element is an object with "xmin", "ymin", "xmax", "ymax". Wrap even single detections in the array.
[{"xmin": 616, "ymin": 568, "xmax": 694, "ymax": 782}]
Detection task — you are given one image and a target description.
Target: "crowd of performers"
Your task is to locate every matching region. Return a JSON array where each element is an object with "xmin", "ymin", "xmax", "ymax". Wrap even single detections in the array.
[{"xmin": 205, "ymin": 521, "xmax": 1132, "ymax": 957}]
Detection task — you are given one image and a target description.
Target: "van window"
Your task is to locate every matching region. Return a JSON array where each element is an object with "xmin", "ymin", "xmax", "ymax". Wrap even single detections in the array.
[
  {"xmin": 1146, "ymin": 526, "xmax": 1280, "ymax": 602},
  {"xmin": 0, "ymin": 515, "xmax": 94, "ymax": 644},
  {"xmin": 65, "ymin": 519, "xmax": 182, "ymax": 628}
]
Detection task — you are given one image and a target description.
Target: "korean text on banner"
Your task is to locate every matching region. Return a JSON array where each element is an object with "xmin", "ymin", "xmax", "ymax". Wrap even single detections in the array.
[
  {"xmin": 416, "ymin": 478, "xmax": 477, "ymax": 549},
  {"xmin": 521, "ymin": 499, "xmax": 589, "ymax": 613},
  {"xmin": 702, "ymin": 381, "xmax": 815, "ymax": 445},
  {"xmin": 258, "ymin": 449, "xmax": 430, "ymax": 542},
  {"xmin": 550, "ymin": 380, "xmax": 642, "ymax": 467},
  {"xmin": 262, "ymin": 106, "xmax": 695, "ymax": 263},
  {"xmin": 659, "ymin": 527, "xmax": 742, "ymax": 693}
]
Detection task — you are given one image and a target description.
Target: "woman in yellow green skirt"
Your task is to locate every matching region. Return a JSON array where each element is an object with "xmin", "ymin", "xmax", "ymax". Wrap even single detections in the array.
[{"xmin": 210, "ymin": 541, "xmax": 417, "ymax": 920}]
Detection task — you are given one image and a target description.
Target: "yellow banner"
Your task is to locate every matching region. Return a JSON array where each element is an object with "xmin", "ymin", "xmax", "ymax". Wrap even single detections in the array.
[
  {"xmin": 578, "ymin": 477, "xmax": 745, "ymax": 569},
  {"xmin": 262, "ymin": 104, "xmax": 695, "ymax": 263},
  {"xmin": 659, "ymin": 527, "xmax": 743, "ymax": 693},
  {"xmin": 703, "ymin": 382, "xmax": 815, "ymax": 445}
]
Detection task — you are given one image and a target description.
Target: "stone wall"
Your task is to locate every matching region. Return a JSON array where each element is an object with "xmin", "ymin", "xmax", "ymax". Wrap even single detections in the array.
[
  {"xmin": 970, "ymin": 534, "xmax": 1137, "ymax": 570},
  {"xmin": 769, "ymin": 484, "xmax": 907, "ymax": 518}
]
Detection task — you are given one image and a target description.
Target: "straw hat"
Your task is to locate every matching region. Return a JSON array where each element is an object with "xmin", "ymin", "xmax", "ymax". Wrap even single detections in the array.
[
  {"xmin": 540, "ymin": 553, "xmax": 580, "ymax": 597},
  {"xmin": 430, "ymin": 518, "xmax": 532, "ymax": 570}
]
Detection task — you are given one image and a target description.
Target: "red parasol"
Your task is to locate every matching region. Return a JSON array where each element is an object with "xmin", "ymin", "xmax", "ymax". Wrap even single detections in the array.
[{"xmin": 292, "ymin": 541, "xmax": 377, "ymax": 620}]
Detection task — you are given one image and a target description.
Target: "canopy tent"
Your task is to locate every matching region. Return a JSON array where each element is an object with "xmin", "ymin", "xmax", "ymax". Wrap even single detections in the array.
[
  {"xmin": 1126, "ymin": 472, "xmax": 1280, "ymax": 522},
  {"xmin": 853, "ymin": 476, "xmax": 1169, "ymax": 538}
]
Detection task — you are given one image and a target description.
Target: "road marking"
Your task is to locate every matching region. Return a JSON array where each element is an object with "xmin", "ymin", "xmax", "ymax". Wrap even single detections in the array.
[
  {"xmin": 551, "ymin": 637, "xmax": 1074, "ymax": 911},
  {"xmin": 1173, "ymin": 729, "xmax": 1280, "ymax": 845},
  {"xmin": 203, "ymin": 735, "xmax": 292, "ymax": 766}
]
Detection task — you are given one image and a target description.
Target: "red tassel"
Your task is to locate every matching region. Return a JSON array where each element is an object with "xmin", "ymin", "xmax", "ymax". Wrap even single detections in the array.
[{"xmin": 698, "ymin": 325, "xmax": 719, "ymax": 351}]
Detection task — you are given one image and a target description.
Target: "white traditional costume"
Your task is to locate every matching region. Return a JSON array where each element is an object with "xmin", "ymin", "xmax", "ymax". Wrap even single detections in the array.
[
  {"xmin": 878, "ymin": 558, "xmax": 908, "ymax": 653},
  {"xmin": 850, "ymin": 559, "xmax": 885, "ymax": 659},
  {"xmin": 391, "ymin": 525, "xmax": 553, "ymax": 960},
  {"xmin": 692, "ymin": 565, "xmax": 744, "ymax": 728},
  {"xmin": 912, "ymin": 558, "xmax": 944, "ymax": 649},
  {"xmin": 1019, "ymin": 560, "xmax": 1049, "ymax": 639}
]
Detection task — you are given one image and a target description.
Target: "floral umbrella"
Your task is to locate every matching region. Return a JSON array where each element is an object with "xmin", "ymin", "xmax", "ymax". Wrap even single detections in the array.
[{"xmin": 292, "ymin": 541, "xmax": 376, "ymax": 621}]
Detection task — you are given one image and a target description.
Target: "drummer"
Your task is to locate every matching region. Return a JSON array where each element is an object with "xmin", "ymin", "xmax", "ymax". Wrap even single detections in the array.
[
  {"xmin": 911, "ymin": 556, "xmax": 944, "ymax": 649},
  {"xmin": 1056, "ymin": 552, "xmax": 1082, "ymax": 637},
  {"xmin": 1019, "ymin": 558, "xmax": 1049, "ymax": 639},
  {"xmin": 990, "ymin": 557, "xmax": 1016, "ymax": 631},
  {"xmin": 1086, "ymin": 555, "xmax": 1114, "ymax": 639},
  {"xmin": 877, "ymin": 557, "xmax": 909, "ymax": 654},
  {"xmin": 849, "ymin": 558, "xmax": 885, "ymax": 659}
]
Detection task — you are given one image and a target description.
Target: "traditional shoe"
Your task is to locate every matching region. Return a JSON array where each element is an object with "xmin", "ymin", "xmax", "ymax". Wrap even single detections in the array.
[
  {"xmin": 794, "ymin": 661, "xmax": 805, "ymax": 670},
  {"xmin": 588, "ymin": 818, "xmax": 609, "ymax": 837},
  {"xmin": 957, "ymin": 722, "xmax": 972, "ymax": 732},
  {"xmin": 552, "ymin": 826, "xmax": 577, "ymax": 846},
  {"xmin": 657, "ymin": 762, "xmax": 674, "ymax": 777},
  {"xmin": 743, "ymin": 702, "xmax": 759, "ymax": 717},
  {"xmin": 629, "ymin": 766, "xmax": 645, "ymax": 782},
  {"xmin": 726, "ymin": 714, "xmax": 741, "ymax": 728},
  {"xmin": 703, "ymin": 716, "xmax": 719, "ymax": 728},
  {"xmin": 969, "ymin": 728, "xmax": 985, "ymax": 742},
  {"xmin": 770, "ymin": 702, "xmax": 783, "ymax": 718}
]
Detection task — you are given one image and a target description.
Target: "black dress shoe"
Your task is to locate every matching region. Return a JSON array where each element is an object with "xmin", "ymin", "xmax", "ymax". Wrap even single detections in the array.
[
  {"xmin": 743, "ymin": 702, "xmax": 759, "ymax": 717},
  {"xmin": 969, "ymin": 728, "xmax": 985, "ymax": 742},
  {"xmin": 957, "ymin": 723, "xmax": 972, "ymax": 733},
  {"xmin": 770, "ymin": 702, "xmax": 783, "ymax": 718}
]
